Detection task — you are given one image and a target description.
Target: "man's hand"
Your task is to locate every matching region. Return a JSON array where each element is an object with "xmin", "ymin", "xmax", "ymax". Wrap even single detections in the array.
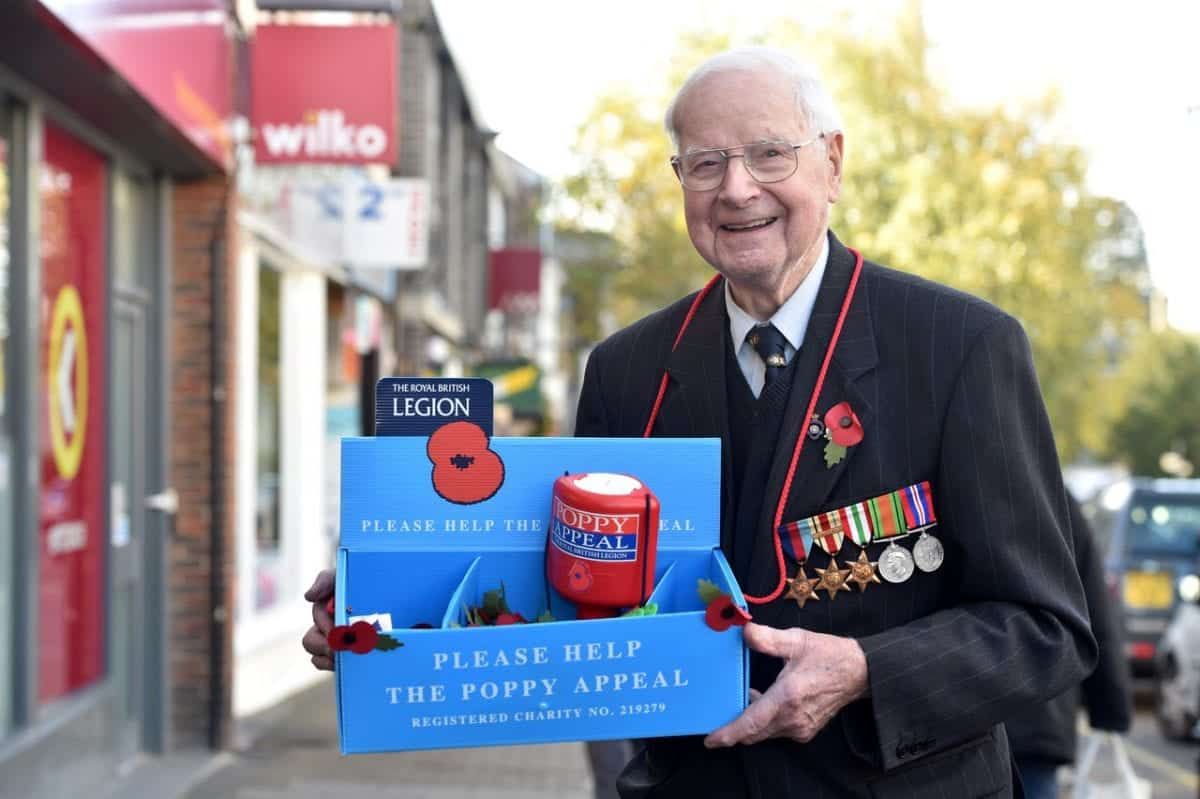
[
  {"xmin": 301, "ymin": 569, "xmax": 336, "ymax": 671},
  {"xmin": 704, "ymin": 623, "xmax": 869, "ymax": 748}
]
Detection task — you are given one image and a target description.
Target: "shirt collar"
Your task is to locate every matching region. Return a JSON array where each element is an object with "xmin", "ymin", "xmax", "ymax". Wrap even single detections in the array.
[{"xmin": 724, "ymin": 234, "xmax": 829, "ymax": 351}]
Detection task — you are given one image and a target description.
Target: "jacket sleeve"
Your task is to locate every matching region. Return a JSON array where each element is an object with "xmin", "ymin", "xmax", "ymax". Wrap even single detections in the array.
[
  {"xmin": 574, "ymin": 346, "xmax": 613, "ymax": 438},
  {"xmin": 855, "ymin": 315, "xmax": 1098, "ymax": 771},
  {"xmin": 1071, "ymin": 496, "xmax": 1133, "ymax": 732}
]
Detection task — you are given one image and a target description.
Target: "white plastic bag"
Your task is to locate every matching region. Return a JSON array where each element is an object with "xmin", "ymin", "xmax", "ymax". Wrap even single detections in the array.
[{"xmin": 1071, "ymin": 732, "xmax": 1151, "ymax": 799}]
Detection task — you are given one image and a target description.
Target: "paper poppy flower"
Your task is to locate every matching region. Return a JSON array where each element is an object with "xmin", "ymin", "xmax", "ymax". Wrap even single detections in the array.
[
  {"xmin": 427, "ymin": 421, "xmax": 505, "ymax": 504},
  {"xmin": 493, "ymin": 612, "xmax": 527, "ymax": 625},
  {"xmin": 567, "ymin": 561, "xmax": 593, "ymax": 592},
  {"xmin": 705, "ymin": 594, "xmax": 752, "ymax": 632},
  {"xmin": 823, "ymin": 402, "xmax": 864, "ymax": 448},
  {"xmin": 327, "ymin": 620, "xmax": 379, "ymax": 654}
]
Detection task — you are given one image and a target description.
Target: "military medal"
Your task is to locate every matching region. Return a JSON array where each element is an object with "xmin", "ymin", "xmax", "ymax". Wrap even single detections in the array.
[
  {"xmin": 778, "ymin": 518, "xmax": 814, "ymax": 565},
  {"xmin": 913, "ymin": 532, "xmax": 944, "ymax": 573},
  {"xmin": 776, "ymin": 481, "xmax": 938, "ymax": 594},
  {"xmin": 815, "ymin": 558, "xmax": 852, "ymax": 599},
  {"xmin": 786, "ymin": 570, "xmax": 821, "ymax": 608},
  {"xmin": 878, "ymin": 542, "xmax": 915, "ymax": 583},
  {"xmin": 848, "ymin": 550, "xmax": 881, "ymax": 591},
  {"xmin": 900, "ymin": 482, "xmax": 940, "ymax": 573}
]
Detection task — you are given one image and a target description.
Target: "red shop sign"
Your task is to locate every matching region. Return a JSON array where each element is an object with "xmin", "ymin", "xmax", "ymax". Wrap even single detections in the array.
[
  {"xmin": 488, "ymin": 248, "xmax": 541, "ymax": 313},
  {"xmin": 253, "ymin": 23, "xmax": 397, "ymax": 165}
]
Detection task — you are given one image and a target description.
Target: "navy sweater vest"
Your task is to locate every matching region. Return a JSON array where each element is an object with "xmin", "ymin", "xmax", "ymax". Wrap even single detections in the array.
[{"xmin": 724, "ymin": 333, "xmax": 798, "ymax": 581}]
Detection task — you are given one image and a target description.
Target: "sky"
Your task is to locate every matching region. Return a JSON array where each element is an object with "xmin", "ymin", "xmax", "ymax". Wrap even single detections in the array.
[{"xmin": 433, "ymin": 0, "xmax": 1199, "ymax": 331}]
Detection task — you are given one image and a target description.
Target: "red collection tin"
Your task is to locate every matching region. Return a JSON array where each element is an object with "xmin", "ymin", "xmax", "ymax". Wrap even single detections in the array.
[{"xmin": 547, "ymin": 473, "xmax": 660, "ymax": 619}]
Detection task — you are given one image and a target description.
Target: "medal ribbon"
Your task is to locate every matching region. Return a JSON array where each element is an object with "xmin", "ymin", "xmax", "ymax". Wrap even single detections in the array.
[
  {"xmin": 813, "ymin": 511, "xmax": 845, "ymax": 555},
  {"xmin": 777, "ymin": 518, "xmax": 814, "ymax": 564},
  {"xmin": 778, "ymin": 481, "xmax": 938, "ymax": 560},
  {"xmin": 839, "ymin": 502, "xmax": 872, "ymax": 547}
]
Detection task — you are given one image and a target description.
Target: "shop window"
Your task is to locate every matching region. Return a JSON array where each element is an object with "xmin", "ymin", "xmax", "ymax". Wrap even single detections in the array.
[
  {"xmin": 323, "ymin": 283, "xmax": 360, "ymax": 556},
  {"xmin": 255, "ymin": 265, "xmax": 282, "ymax": 611},
  {"xmin": 0, "ymin": 112, "xmax": 12, "ymax": 734},
  {"xmin": 38, "ymin": 122, "xmax": 107, "ymax": 703}
]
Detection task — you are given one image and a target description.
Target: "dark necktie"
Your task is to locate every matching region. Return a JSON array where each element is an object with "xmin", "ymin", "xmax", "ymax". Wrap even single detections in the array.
[{"xmin": 746, "ymin": 323, "xmax": 788, "ymax": 389}]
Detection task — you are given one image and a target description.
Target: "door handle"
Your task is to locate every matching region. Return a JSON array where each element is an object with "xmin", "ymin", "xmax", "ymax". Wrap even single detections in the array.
[{"xmin": 145, "ymin": 488, "xmax": 179, "ymax": 515}]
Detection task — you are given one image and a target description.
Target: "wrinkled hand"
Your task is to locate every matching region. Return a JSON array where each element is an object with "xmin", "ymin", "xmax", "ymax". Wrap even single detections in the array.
[
  {"xmin": 705, "ymin": 623, "xmax": 868, "ymax": 748},
  {"xmin": 301, "ymin": 569, "xmax": 336, "ymax": 671}
]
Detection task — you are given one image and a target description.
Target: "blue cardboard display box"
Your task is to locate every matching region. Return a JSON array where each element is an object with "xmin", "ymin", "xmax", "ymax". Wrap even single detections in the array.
[{"xmin": 334, "ymin": 435, "xmax": 749, "ymax": 753}]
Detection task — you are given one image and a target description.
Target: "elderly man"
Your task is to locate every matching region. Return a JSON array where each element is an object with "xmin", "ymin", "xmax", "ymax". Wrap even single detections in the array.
[{"xmin": 304, "ymin": 47, "xmax": 1096, "ymax": 798}]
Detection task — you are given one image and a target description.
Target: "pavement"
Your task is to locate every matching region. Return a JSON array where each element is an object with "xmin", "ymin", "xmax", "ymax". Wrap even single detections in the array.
[{"xmin": 182, "ymin": 675, "xmax": 598, "ymax": 799}]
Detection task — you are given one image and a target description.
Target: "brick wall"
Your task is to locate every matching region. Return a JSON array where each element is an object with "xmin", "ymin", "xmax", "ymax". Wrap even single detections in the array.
[{"xmin": 168, "ymin": 176, "xmax": 238, "ymax": 749}]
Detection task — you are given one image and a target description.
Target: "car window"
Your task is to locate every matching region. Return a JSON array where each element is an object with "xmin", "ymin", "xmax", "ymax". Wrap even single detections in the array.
[{"xmin": 1126, "ymin": 493, "xmax": 1200, "ymax": 556}]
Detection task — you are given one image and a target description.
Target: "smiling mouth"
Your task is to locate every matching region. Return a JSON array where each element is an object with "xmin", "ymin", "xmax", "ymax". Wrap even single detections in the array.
[{"xmin": 720, "ymin": 217, "xmax": 776, "ymax": 232}]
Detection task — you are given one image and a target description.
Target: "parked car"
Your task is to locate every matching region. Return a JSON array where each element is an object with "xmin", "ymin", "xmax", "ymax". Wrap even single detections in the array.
[
  {"xmin": 1087, "ymin": 478, "xmax": 1200, "ymax": 677},
  {"xmin": 1155, "ymin": 579, "xmax": 1200, "ymax": 740}
]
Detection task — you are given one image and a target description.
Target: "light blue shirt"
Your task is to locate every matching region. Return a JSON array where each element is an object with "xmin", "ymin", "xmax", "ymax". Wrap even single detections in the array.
[{"xmin": 724, "ymin": 235, "xmax": 828, "ymax": 398}]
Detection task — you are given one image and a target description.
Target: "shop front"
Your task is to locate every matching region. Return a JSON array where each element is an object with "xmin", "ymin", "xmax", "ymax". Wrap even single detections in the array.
[{"xmin": 0, "ymin": 1, "xmax": 233, "ymax": 793}]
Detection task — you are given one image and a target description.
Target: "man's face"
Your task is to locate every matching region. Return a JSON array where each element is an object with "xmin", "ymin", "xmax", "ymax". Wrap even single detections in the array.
[{"xmin": 672, "ymin": 69, "xmax": 843, "ymax": 299}]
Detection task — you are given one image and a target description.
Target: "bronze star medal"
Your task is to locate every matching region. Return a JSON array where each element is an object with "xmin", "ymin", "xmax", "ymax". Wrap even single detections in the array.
[
  {"xmin": 786, "ymin": 570, "xmax": 821, "ymax": 608},
  {"xmin": 848, "ymin": 551, "xmax": 881, "ymax": 591},
  {"xmin": 815, "ymin": 558, "xmax": 852, "ymax": 599}
]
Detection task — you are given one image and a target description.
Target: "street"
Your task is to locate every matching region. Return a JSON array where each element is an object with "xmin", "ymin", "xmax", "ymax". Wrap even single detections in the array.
[{"xmin": 1101, "ymin": 692, "xmax": 1199, "ymax": 799}]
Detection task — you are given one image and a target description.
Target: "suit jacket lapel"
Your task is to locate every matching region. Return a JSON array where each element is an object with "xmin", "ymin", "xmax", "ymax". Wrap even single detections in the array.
[
  {"xmin": 744, "ymin": 234, "xmax": 879, "ymax": 597},
  {"xmin": 660, "ymin": 284, "xmax": 735, "ymax": 554}
]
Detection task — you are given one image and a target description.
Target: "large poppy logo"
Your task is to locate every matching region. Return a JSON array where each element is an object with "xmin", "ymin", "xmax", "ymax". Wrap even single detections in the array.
[{"xmin": 426, "ymin": 421, "xmax": 504, "ymax": 504}]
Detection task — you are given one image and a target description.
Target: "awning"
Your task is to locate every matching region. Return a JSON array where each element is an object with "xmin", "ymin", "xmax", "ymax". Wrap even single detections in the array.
[{"xmin": 0, "ymin": 1, "xmax": 225, "ymax": 178}]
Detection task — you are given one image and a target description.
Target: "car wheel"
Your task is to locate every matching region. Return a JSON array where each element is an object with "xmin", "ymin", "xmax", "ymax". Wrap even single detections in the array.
[{"xmin": 1155, "ymin": 655, "xmax": 1196, "ymax": 741}]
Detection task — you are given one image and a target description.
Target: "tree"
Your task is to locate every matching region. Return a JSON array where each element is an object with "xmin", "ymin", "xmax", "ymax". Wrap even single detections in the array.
[
  {"xmin": 1104, "ymin": 331, "xmax": 1200, "ymax": 477},
  {"xmin": 557, "ymin": 9, "xmax": 1138, "ymax": 462}
]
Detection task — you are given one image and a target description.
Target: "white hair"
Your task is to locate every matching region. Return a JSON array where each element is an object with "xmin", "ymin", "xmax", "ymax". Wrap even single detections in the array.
[{"xmin": 663, "ymin": 47, "xmax": 843, "ymax": 150}]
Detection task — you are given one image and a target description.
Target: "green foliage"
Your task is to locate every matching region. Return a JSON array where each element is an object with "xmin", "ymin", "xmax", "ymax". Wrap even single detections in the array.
[
  {"xmin": 1104, "ymin": 331, "xmax": 1200, "ymax": 476},
  {"xmin": 557, "ymin": 8, "xmax": 1148, "ymax": 462},
  {"xmin": 374, "ymin": 635, "xmax": 403, "ymax": 652},
  {"xmin": 622, "ymin": 603, "xmax": 660, "ymax": 618},
  {"xmin": 480, "ymin": 582, "xmax": 510, "ymax": 618},
  {"xmin": 696, "ymin": 578, "xmax": 724, "ymax": 605}
]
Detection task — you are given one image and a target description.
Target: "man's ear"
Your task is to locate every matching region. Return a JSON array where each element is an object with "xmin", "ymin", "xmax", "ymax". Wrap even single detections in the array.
[{"xmin": 825, "ymin": 131, "xmax": 844, "ymax": 203}]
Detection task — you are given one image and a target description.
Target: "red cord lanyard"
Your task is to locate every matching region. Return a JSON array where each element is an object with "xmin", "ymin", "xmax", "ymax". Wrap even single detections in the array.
[{"xmin": 642, "ymin": 248, "xmax": 865, "ymax": 604}]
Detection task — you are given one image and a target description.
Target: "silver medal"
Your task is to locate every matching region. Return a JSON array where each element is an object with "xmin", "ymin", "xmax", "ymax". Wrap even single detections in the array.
[
  {"xmin": 913, "ymin": 532, "xmax": 944, "ymax": 573},
  {"xmin": 878, "ymin": 542, "xmax": 915, "ymax": 584}
]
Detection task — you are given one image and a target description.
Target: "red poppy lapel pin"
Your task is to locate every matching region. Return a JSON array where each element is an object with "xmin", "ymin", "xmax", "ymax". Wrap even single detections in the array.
[{"xmin": 811, "ymin": 401, "xmax": 864, "ymax": 468}]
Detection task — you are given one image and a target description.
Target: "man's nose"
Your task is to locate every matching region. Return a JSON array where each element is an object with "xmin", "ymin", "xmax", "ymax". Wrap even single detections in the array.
[{"xmin": 718, "ymin": 155, "xmax": 759, "ymax": 206}]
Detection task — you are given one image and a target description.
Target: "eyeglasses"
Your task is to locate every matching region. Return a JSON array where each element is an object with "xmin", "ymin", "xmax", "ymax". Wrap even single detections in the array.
[{"xmin": 670, "ymin": 134, "xmax": 826, "ymax": 192}]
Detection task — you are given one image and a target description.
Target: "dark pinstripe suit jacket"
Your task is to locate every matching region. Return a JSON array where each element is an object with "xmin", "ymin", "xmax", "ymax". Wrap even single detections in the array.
[{"xmin": 575, "ymin": 232, "xmax": 1098, "ymax": 799}]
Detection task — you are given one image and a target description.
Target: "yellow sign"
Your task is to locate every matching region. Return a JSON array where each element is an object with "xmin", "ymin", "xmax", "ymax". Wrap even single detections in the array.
[
  {"xmin": 47, "ymin": 285, "xmax": 88, "ymax": 481},
  {"xmin": 492, "ymin": 364, "xmax": 538, "ymax": 400},
  {"xmin": 1123, "ymin": 570, "xmax": 1173, "ymax": 610}
]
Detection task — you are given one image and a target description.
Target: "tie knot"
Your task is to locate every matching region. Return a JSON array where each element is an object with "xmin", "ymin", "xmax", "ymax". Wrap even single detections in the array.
[{"xmin": 747, "ymin": 323, "xmax": 788, "ymax": 370}]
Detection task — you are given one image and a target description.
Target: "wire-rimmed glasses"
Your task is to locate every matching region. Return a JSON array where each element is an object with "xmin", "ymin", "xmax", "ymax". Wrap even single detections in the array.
[{"xmin": 670, "ymin": 134, "xmax": 826, "ymax": 191}]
